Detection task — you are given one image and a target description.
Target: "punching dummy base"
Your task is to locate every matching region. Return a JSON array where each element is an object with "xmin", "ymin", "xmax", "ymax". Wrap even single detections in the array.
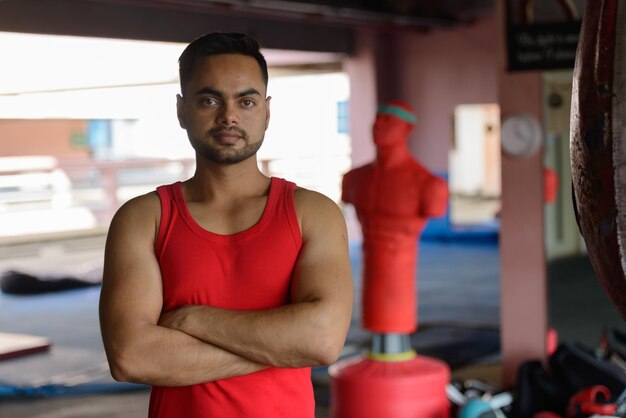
[{"xmin": 329, "ymin": 355, "xmax": 450, "ymax": 418}]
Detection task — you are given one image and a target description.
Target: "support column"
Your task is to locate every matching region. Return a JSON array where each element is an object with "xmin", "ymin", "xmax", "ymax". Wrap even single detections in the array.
[{"xmin": 496, "ymin": 1, "xmax": 548, "ymax": 387}]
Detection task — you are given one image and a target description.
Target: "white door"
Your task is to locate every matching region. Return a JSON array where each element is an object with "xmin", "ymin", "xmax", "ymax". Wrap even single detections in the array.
[{"xmin": 543, "ymin": 71, "xmax": 585, "ymax": 260}]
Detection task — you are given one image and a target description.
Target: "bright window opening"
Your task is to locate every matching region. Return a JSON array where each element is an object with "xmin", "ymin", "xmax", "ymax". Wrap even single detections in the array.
[{"xmin": 0, "ymin": 32, "xmax": 350, "ymax": 238}]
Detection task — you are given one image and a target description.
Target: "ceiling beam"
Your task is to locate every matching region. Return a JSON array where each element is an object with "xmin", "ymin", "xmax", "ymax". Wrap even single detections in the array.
[{"xmin": 0, "ymin": 0, "xmax": 354, "ymax": 53}]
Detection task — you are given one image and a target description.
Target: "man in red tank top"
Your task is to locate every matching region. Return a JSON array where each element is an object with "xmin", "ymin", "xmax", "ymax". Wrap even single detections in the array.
[{"xmin": 99, "ymin": 32, "xmax": 354, "ymax": 417}]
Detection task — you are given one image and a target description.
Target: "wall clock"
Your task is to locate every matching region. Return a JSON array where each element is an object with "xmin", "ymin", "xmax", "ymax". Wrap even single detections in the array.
[{"xmin": 501, "ymin": 114, "xmax": 542, "ymax": 158}]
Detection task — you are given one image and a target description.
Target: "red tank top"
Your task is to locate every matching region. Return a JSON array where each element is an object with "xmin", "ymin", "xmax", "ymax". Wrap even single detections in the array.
[{"xmin": 149, "ymin": 177, "xmax": 314, "ymax": 418}]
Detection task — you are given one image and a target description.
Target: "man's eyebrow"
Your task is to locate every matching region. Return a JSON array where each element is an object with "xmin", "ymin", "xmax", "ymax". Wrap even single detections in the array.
[
  {"xmin": 193, "ymin": 87, "xmax": 262, "ymax": 98},
  {"xmin": 236, "ymin": 88, "xmax": 262, "ymax": 97},
  {"xmin": 194, "ymin": 87, "xmax": 223, "ymax": 97}
]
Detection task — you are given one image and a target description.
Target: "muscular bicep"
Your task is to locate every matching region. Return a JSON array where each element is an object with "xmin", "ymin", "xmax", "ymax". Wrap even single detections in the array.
[
  {"xmin": 100, "ymin": 194, "xmax": 163, "ymax": 349},
  {"xmin": 291, "ymin": 191, "xmax": 353, "ymax": 335}
]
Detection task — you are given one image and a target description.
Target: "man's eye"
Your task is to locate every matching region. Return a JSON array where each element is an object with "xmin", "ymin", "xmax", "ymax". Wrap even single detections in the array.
[
  {"xmin": 241, "ymin": 99, "xmax": 255, "ymax": 108},
  {"xmin": 201, "ymin": 98, "xmax": 219, "ymax": 106}
]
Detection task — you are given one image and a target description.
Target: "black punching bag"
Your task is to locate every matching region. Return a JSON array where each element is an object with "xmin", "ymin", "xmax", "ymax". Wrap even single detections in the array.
[{"xmin": 570, "ymin": 0, "xmax": 626, "ymax": 319}]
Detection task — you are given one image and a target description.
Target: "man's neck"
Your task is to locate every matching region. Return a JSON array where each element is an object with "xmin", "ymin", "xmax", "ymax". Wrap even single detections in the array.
[{"xmin": 186, "ymin": 154, "xmax": 270, "ymax": 202}]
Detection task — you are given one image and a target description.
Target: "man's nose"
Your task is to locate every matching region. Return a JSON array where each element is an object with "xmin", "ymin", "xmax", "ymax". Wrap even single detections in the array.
[{"xmin": 217, "ymin": 102, "xmax": 239, "ymax": 126}]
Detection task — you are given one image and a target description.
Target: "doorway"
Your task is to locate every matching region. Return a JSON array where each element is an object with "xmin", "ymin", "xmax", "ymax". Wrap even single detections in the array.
[{"xmin": 448, "ymin": 104, "xmax": 501, "ymax": 228}]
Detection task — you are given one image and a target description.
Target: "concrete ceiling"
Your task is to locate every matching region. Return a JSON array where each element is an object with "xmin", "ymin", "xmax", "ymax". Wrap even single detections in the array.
[
  {"xmin": 0, "ymin": 0, "xmax": 494, "ymax": 65},
  {"xmin": 204, "ymin": 0, "xmax": 496, "ymax": 24},
  {"xmin": 0, "ymin": 0, "xmax": 355, "ymax": 53},
  {"xmin": 87, "ymin": 0, "xmax": 495, "ymax": 28}
]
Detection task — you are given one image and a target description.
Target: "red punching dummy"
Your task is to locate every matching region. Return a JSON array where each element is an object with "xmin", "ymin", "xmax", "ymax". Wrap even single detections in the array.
[
  {"xmin": 570, "ymin": 0, "xmax": 626, "ymax": 319},
  {"xmin": 331, "ymin": 102, "xmax": 449, "ymax": 418},
  {"xmin": 342, "ymin": 101, "xmax": 448, "ymax": 334}
]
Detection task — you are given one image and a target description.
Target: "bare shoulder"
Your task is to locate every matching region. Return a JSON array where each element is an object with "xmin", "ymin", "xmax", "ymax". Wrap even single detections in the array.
[
  {"xmin": 294, "ymin": 186, "xmax": 342, "ymax": 215},
  {"xmin": 108, "ymin": 191, "xmax": 161, "ymax": 240},
  {"xmin": 293, "ymin": 187, "xmax": 346, "ymax": 238},
  {"xmin": 118, "ymin": 190, "xmax": 160, "ymax": 213}
]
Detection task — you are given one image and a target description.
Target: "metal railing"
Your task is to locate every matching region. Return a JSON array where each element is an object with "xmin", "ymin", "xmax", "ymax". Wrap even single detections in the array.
[{"xmin": 0, "ymin": 156, "xmax": 195, "ymax": 239}]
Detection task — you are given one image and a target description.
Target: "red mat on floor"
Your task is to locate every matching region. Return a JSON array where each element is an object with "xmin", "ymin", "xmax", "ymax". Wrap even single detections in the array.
[{"xmin": 0, "ymin": 332, "xmax": 51, "ymax": 361}]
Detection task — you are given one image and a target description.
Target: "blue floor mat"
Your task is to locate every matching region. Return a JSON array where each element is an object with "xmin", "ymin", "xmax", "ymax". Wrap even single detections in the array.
[{"xmin": 0, "ymin": 286, "xmax": 146, "ymax": 397}]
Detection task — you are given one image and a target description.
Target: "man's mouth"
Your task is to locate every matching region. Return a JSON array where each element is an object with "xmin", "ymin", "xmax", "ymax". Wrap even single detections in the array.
[{"xmin": 212, "ymin": 129, "xmax": 244, "ymax": 145}]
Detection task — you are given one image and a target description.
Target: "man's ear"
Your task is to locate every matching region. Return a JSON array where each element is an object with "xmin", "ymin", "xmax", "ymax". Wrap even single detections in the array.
[
  {"xmin": 176, "ymin": 94, "xmax": 187, "ymax": 129},
  {"xmin": 265, "ymin": 96, "xmax": 272, "ymax": 130}
]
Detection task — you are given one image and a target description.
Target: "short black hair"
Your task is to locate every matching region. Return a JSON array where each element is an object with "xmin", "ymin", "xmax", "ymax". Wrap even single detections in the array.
[{"xmin": 178, "ymin": 32, "xmax": 268, "ymax": 95}]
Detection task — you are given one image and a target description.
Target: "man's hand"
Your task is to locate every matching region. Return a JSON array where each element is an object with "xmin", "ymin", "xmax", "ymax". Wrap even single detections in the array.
[{"xmin": 158, "ymin": 305, "xmax": 195, "ymax": 330}]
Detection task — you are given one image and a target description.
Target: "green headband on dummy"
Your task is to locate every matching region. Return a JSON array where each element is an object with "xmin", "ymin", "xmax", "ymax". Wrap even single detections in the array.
[{"xmin": 377, "ymin": 104, "xmax": 416, "ymax": 124}]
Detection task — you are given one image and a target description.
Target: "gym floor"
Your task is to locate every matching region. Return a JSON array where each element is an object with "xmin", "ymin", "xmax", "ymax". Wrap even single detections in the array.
[{"xmin": 0, "ymin": 233, "xmax": 622, "ymax": 417}]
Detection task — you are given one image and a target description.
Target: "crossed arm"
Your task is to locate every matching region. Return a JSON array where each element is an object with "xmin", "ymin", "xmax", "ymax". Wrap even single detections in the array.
[{"xmin": 99, "ymin": 189, "xmax": 353, "ymax": 387}]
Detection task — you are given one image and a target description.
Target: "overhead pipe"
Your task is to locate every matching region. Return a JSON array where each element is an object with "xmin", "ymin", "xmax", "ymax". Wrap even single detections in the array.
[{"xmin": 83, "ymin": 0, "xmax": 459, "ymax": 29}]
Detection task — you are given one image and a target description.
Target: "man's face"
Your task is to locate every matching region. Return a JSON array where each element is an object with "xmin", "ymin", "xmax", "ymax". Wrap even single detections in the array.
[
  {"xmin": 177, "ymin": 54, "xmax": 271, "ymax": 164},
  {"xmin": 372, "ymin": 113, "xmax": 411, "ymax": 148}
]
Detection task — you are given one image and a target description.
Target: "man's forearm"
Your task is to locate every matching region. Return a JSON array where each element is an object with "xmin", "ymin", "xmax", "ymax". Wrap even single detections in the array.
[
  {"xmin": 160, "ymin": 302, "xmax": 341, "ymax": 368},
  {"xmin": 105, "ymin": 321, "xmax": 266, "ymax": 386},
  {"xmin": 156, "ymin": 193, "xmax": 354, "ymax": 370}
]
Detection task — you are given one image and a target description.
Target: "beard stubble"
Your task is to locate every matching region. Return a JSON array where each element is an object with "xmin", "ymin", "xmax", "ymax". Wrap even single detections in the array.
[{"xmin": 191, "ymin": 126, "xmax": 264, "ymax": 164}]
